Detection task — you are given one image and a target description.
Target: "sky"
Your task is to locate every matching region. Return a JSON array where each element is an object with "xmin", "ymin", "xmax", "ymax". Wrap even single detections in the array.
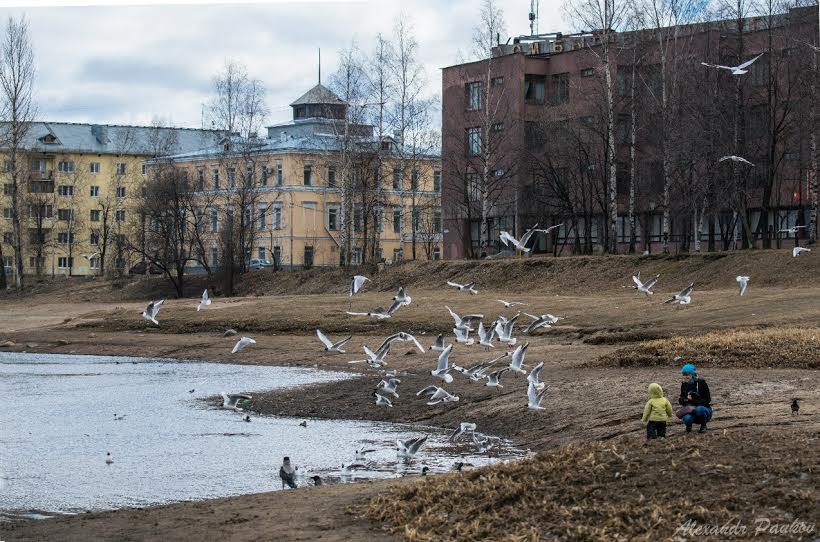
[{"xmin": 0, "ymin": 0, "xmax": 567, "ymax": 129}]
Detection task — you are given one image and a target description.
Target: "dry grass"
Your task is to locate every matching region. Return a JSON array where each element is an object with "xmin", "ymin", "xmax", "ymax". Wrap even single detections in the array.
[
  {"xmin": 364, "ymin": 429, "xmax": 819, "ymax": 541},
  {"xmin": 590, "ymin": 327, "xmax": 820, "ymax": 369}
]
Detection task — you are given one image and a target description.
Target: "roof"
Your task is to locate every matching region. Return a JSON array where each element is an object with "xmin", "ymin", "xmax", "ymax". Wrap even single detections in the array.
[
  {"xmin": 3, "ymin": 122, "xmax": 224, "ymax": 157},
  {"xmin": 289, "ymin": 84, "xmax": 348, "ymax": 107}
]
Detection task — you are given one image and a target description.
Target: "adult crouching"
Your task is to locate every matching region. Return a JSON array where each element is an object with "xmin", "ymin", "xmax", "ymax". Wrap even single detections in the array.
[{"xmin": 678, "ymin": 363, "xmax": 712, "ymax": 433}]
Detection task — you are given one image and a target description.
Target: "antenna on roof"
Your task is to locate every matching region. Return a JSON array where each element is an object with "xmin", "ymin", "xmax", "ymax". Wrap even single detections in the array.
[
  {"xmin": 318, "ymin": 47, "xmax": 321, "ymax": 85},
  {"xmin": 529, "ymin": 0, "xmax": 539, "ymax": 35}
]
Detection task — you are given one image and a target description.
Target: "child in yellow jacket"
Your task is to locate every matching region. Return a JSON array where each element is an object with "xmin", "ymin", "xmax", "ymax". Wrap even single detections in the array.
[{"xmin": 642, "ymin": 382, "xmax": 674, "ymax": 439}]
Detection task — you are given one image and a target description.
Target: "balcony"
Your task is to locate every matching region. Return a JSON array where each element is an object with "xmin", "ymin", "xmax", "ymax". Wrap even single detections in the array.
[{"xmin": 28, "ymin": 180, "xmax": 55, "ymax": 194}]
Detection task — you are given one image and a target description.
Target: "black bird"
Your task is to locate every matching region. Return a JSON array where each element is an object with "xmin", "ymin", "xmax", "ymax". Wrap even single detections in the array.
[
  {"xmin": 299, "ymin": 421, "xmax": 307, "ymax": 427},
  {"xmin": 791, "ymin": 399, "xmax": 799, "ymax": 415},
  {"xmin": 421, "ymin": 466, "xmax": 430, "ymax": 476},
  {"xmin": 188, "ymin": 389, "xmax": 195, "ymax": 394},
  {"xmin": 244, "ymin": 415, "xmax": 251, "ymax": 422},
  {"xmin": 311, "ymin": 475, "xmax": 322, "ymax": 486},
  {"xmin": 279, "ymin": 457, "xmax": 297, "ymax": 489}
]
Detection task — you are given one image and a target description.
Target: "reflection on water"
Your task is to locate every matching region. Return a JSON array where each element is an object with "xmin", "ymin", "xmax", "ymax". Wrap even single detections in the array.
[{"xmin": 0, "ymin": 353, "xmax": 522, "ymax": 519}]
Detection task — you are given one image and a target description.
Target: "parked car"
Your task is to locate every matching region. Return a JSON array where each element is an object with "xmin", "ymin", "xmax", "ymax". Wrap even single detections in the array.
[
  {"xmin": 129, "ymin": 261, "xmax": 163, "ymax": 275},
  {"xmin": 247, "ymin": 258, "xmax": 273, "ymax": 270}
]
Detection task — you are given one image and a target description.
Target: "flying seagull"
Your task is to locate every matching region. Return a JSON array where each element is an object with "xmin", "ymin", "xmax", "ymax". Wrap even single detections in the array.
[
  {"xmin": 495, "ymin": 314, "xmax": 519, "ymax": 346},
  {"xmin": 449, "ymin": 422, "xmax": 477, "ymax": 441},
  {"xmin": 279, "ymin": 457, "xmax": 298, "ymax": 489},
  {"xmin": 416, "ymin": 385, "xmax": 460, "ymax": 405},
  {"xmin": 350, "ymin": 275, "xmax": 370, "ymax": 296},
  {"xmin": 431, "ymin": 344, "xmax": 455, "ymax": 383},
  {"xmin": 105, "ymin": 452, "xmax": 114, "ymax": 465},
  {"xmin": 141, "ymin": 299, "xmax": 164, "ymax": 326},
  {"xmin": 779, "ymin": 225, "xmax": 806, "ymax": 235},
  {"xmin": 196, "ymin": 290, "xmax": 211, "ymax": 312},
  {"xmin": 348, "ymin": 344, "xmax": 391, "ymax": 368},
  {"xmin": 665, "ymin": 283, "xmax": 694, "ymax": 305},
  {"xmin": 221, "ymin": 392, "xmax": 252, "ymax": 409},
  {"xmin": 485, "ymin": 367, "xmax": 510, "ymax": 389},
  {"xmin": 446, "ymin": 281, "xmax": 478, "ymax": 295},
  {"xmin": 497, "ymin": 299, "xmax": 527, "ymax": 308},
  {"xmin": 374, "ymin": 392, "xmax": 394, "ymax": 407},
  {"xmin": 508, "ymin": 342, "xmax": 529, "ymax": 373},
  {"xmin": 701, "ymin": 52, "xmax": 764, "ymax": 75},
  {"xmin": 718, "ymin": 155, "xmax": 755, "ymax": 167},
  {"xmin": 446, "ymin": 306, "xmax": 484, "ymax": 331},
  {"xmin": 377, "ymin": 377, "xmax": 401, "ymax": 398},
  {"xmin": 377, "ymin": 332, "xmax": 425, "ymax": 354},
  {"xmin": 354, "ymin": 448, "xmax": 377, "ymax": 462},
  {"xmin": 528, "ymin": 361, "xmax": 546, "ymax": 391},
  {"xmin": 452, "ymin": 353, "xmax": 507, "ymax": 382},
  {"xmin": 316, "ymin": 329, "xmax": 352, "ymax": 353},
  {"xmin": 453, "ymin": 327, "xmax": 475, "ymax": 346},
  {"xmin": 793, "ymin": 246, "xmax": 811, "ymax": 257},
  {"xmin": 429, "ymin": 334, "xmax": 447, "ymax": 353},
  {"xmin": 393, "ymin": 286, "xmax": 412, "ymax": 307},
  {"xmin": 632, "ymin": 273, "xmax": 660, "ymax": 297},
  {"xmin": 472, "ymin": 432, "xmax": 500, "ymax": 453},
  {"xmin": 231, "ymin": 336, "xmax": 256, "ymax": 353},
  {"xmin": 736, "ymin": 276, "xmax": 750, "ymax": 297},
  {"xmin": 396, "ymin": 435, "xmax": 428, "ymax": 458},
  {"xmin": 523, "ymin": 313, "xmax": 562, "ymax": 334},
  {"xmin": 527, "ymin": 381, "xmax": 548, "ymax": 411},
  {"xmin": 499, "ymin": 223, "xmax": 562, "ymax": 253},
  {"xmin": 477, "ymin": 320, "xmax": 496, "ymax": 349},
  {"xmin": 345, "ymin": 304, "xmax": 398, "ymax": 320}
]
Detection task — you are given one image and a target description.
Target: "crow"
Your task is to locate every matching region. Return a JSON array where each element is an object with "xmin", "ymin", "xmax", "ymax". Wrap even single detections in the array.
[{"xmin": 791, "ymin": 399, "xmax": 799, "ymax": 415}]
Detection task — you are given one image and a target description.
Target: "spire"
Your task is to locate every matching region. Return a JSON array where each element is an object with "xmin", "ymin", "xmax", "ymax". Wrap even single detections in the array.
[{"xmin": 318, "ymin": 47, "xmax": 321, "ymax": 85}]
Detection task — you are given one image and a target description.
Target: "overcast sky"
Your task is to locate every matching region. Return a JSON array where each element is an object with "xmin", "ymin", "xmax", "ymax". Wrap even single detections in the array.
[{"xmin": 0, "ymin": 0, "xmax": 567, "ymax": 129}]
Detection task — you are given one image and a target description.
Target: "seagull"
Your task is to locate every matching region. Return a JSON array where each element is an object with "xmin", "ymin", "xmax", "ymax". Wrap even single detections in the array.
[
  {"xmin": 231, "ymin": 336, "xmax": 256, "ymax": 353},
  {"xmin": 485, "ymin": 367, "xmax": 510, "ymax": 389},
  {"xmin": 354, "ymin": 448, "xmax": 377, "ymax": 462},
  {"xmin": 113, "ymin": 413, "xmax": 125, "ymax": 421},
  {"xmin": 374, "ymin": 392, "xmax": 394, "ymax": 407},
  {"xmin": 105, "ymin": 452, "xmax": 114, "ymax": 465},
  {"xmin": 377, "ymin": 332, "xmax": 425, "ymax": 354},
  {"xmin": 350, "ymin": 275, "xmax": 370, "ymax": 296},
  {"xmin": 632, "ymin": 273, "xmax": 660, "ymax": 296},
  {"xmin": 495, "ymin": 314, "xmax": 519, "ymax": 345},
  {"xmin": 393, "ymin": 286, "xmax": 412, "ymax": 307},
  {"xmin": 527, "ymin": 381, "xmax": 548, "ymax": 410},
  {"xmin": 736, "ymin": 276, "xmax": 750, "ymax": 297},
  {"xmin": 472, "ymin": 432, "xmax": 499, "ymax": 453},
  {"xmin": 348, "ymin": 344, "xmax": 391, "ymax": 367},
  {"xmin": 431, "ymin": 344, "xmax": 455, "ymax": 383},
  {"xmin": 429, "ymin": 334, "xmax": 447, "ymax": 353},
  {"xmin": 499, "ymin": 223, "xmax": 562, "ymax": 253},
  {"xmin": 416, "ymin": 385, "xmax": 459, "ymax": 405},
  {"xmin": 279, "ymin": 457, "xmax": 298, "ymax": 489},
  {"xmin": 452, "ymin": 353, "xmax": 507, "ymax": 382},
  {"xmin": 793, "ymin": 246, "xmax": 811, "ymax": 257},
  {"xmin": 446, "ymin": 281, "xmax": 478, "ymax": 295},
  {"xmin": 244, "ymin": 415, "xmax": 251, "ymax": 422},
  {"xmin": 779, "ymin": 225, "xmax": 806, "ymax": 235},
  {"xmin": 701, "ymin": 52, "xmax": 764, "ymax": 75},
  {"xmin": 141, "ymin": 299, "xmax": 164, "ymax": 325},
  {"xmin": 449, "ymin": 422, "xmax": 477, "ymax": 441},
  {"xmin": 299, "ymin": 420, "xmax": 308, "ymax": 427},
  {"xmin": 718, "ymin": 155, "xmax": 755, "ymax": 167},
  {"xmin": 377, "ymin": 377, "xmax": 401, "ymax": 398},
  {"xmin": 316, "ymin": 329, "xmax": 352, "ymax": 353},
  {"xmin": 497, "ymin": 299, "xmax": 527, "ymax": 308},
  {"xmin": 478, "ymin": 320, "xmax": 496, "ymax": 349},
  {"xmin": 396, "ymin": 435, "xmax": 428, "ymax": 458},
  {"xmin": 665, "ymin": 283, "xmax": 694, "ymax": 305},
  {"xmin": 345, "ymin": 304, "xmax": 398, "ymax": 320},
  {"xmin": 446, "ymin": 306, "xmax": 483, "ymax": 331},
  {"xmin": 528, "ymin": 361, "xmax": 546, "ymax": 391},
  {"xmin": 221, "ymin": 392, "xmax": 252, "ymax": 409},
  {"xmin": 508, "ymin": 342, "xmax": 529, "ymax": 373},
  {"xmin": 311, "ymin": 475, "xmax": 323, "ymax": 486},
  {"xmin": 523, "ymin": 313, "xmax": 561, "ymax": 334},
  {"xmin": 453, "ymin": 327, "xmax": 475, "ymax": 346},
  {"xmin": 196, "ymin": 289, "xmax": 211, "ymax": 312}
]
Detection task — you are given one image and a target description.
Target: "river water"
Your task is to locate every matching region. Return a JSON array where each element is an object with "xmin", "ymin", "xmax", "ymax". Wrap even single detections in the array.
[{"xmin": 0, "ymin": 352, "xmax": 521, "ymax": 519}]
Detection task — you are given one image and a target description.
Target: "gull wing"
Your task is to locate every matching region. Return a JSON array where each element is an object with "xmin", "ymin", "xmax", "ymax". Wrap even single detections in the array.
[
  {"xmin": 643, "ymin": 275, "xmax": 660, "ymax": 290},
  {"xmin": 632, "ymin": 274, "xmax": 644, "ymax": 289},
  {"xmin": 406, "ymin": 333, "xmax": 426, "ymax": 353},
  {"xmin": 518, "ymin": 224, "xmax": 541, "ymax": 247},
  {"xmin": 446, "ymin": 280, "xmax": 463, "ymax": 289},
  {"xmin": 701, "ymin": 61, "xmax": 733, "ymax": 70},
  {"xmin": 679, "ymin": 283, "xmax": 695, "ymax": 297},
  {"xmin": 377, "ymin": 333, "xmax": 402, "ymax": 353},
  {"xmin": 437, "ymin": 344, "xmax": 453, "ymax": 372},
  {"xmin": 316, "ymin": 329, "xmax": 334, "ymax": 349},
  {"xmin": 332, "ymin": 336, "xmax": 353, "ymax": 350},
  {"xmin": 416, "ymin": 385, "xmax": 439, "ymax": 397},
  {"xmin": 387, "ymin": 299, "xmax": 404, "ymax": 315},
  {"xmin": 528, "ymin": 361, "xmax": 544, "ymax": 385},
  {"xmin": 345, "ymin": 311, "xmax": 369, "ymax": 317},
  {"xmin": 445, "ymin": 306, "xmax": 461, "ymax": 327},
  {"xmin": 499, "ymin": 231, "xmax": 516, "ymax": 247},
  {"xmin": 454, "ymin": 327, "xmax": 470, "ymax": 341},
  {"xmin": 737, "ymin": 52, "xmax": 764, "ymax": 70}
]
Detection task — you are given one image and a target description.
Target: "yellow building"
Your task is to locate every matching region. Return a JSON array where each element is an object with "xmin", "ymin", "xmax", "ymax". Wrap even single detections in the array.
[
  {"xmin": 0, "ymin": 123, "xmax": 220, "ymax": 279},
  {"xmin": 149, "ymin": 84, "xmax": 442, "ymax": 269}
]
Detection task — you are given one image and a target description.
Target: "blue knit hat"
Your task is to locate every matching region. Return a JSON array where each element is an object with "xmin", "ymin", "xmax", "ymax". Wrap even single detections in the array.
[{"xmin": 681, "ymin": 363, "xmax": 696, "ymax": 375}]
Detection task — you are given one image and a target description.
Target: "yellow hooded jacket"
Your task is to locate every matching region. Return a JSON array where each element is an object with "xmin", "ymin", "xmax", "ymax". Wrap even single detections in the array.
[{"xmin": 642, "ymin": 383, "xmax": 674, "ymax": 423}]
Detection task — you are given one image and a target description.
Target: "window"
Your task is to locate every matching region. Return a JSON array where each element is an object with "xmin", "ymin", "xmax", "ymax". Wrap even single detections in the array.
[
  {"xmin": 57, "ymin": 208, "xmax": 73, "ymax": 221},
  {"xmin": 374, "ymin": 208, "xmax": 384, "ymax": 232},
  {"xmin": 392, "ymin": 168, "xmax": 402, "ymax": 190},
  {"xmin": 552, "ymin": 73, "xmax": 570, "ymax": 105},
  {"xmin": 352, "ymin": 248, "xmax": 362, "ymax": 265},
  {"xmin": 433, "ymin": 209, "xmax": 442, "ymax": 233},
  {"xmin": 258, "ymin": 247, "xmax": 266, "ymax": 260},
  {"xmin": 467, "ymin": 127, "xmax": 481, "ymax": 156},
  {"xmin": 275, "ymin": 160, "xmax": 283, "ymax": 185},
  {"xmin": 328, "ymin": 207, "xmax": 339, "ymax": 230},
  {"xmin": 89, "ymin": 256, "xmax": 100, "ymax": 269},
  {"xmin": 411, "ymin": 170, "xmax": 419, "ymax": 191},
  {"xmin": 2, "ymin": 184, "xmax": 13, "ymax": 195},
  {"xmin": 492, "ymin": 76, "xmax": 504, "ymax": 86},
  {"xmin": 212, "ymin": 168, "xmax": 220, "ymax": 189},
  {"xmin": 245, "ymin": 164, "xmax": 254, "ymax": 186},
  {"xmin": 197, "ymin": 169, "xmax": 205, "ymax": 190},
  {"xmin": 211, "ymin": 247, "xmax": 219, "ymax": 267},
  {"xmin": 328, "ymin": 165, "xmax": 337, "ymax": 187},
  {"xmin": 209, "ymin": 209, "xmax": 219, "ymax": 232},
  {"xmin": 2, "ymin": 208, "xmax": 12, "ymax": 219},
  {"xmin": 115, "ymin": 210, "xmax": 126, "ymax": 222},
  {"xmin": 90, "ymin": 162, "xmax": 100, "ymax": 174},
  {"xmin": 227, "ymin": 167, "xmax": 236, "ymax": 188},
  {"xmin": 616, "ymin": 114, "xmax": 630, "ymax": 144},
  {"xmin": 353, "ymin": 207, "xmax": 363, "ymax": 232},
  {"xmin": 3, "ymin": 160, "xmax": 13, "ymax": 172},
  {"xmin": 303, "ymin": 246, "xmax": 314, "ymax": 268},
  {"xmin": 393, "ymin": 248, "xmax": 403, "ymax": 262},
  {"xmin": 303, "ymin": 163, "xmax": 313, "ymax": 186},
  {"xmin": 260, "ymin": 166, "xmax": 268, "ymax": 187},
  {"xmin": 116, "ymin": 163, "xmax": 126, "ymax": 175},
  {"xmin": 243, "ymin": 206, "xmax": 252, "ymax": 228},
  {"xmin": 272, "ymin": 206, "xmax": 282, "ymax": 229},
  {"xmin": 2, "ymin": 231, "xmax": 12, "ymax": 244},
  {"xmin": 90, "ymin": 231, "xmax": 100, "ymax": 245},
  {"xmin": 141, "ymin": 164, "xmax": 147, "ymax": 176},
  {"xmin": 28, "ymin": 204, "xmax": 53, "ymax": 218},
  {"xmin": 58, "ymin": 161, "xmax": 75, "ymax": 173},
  {"xmin": 57, "ymin": 232, "xmax": 74, "ymax": 244},
  {"xmin": 491, "ymin": 122, "xmax": 504, "ymax": 132},
  {"xmin": 749, "ymin": 54, "xmax": 768, "ymax": 87},
  {"xmin": 433, "ymin": 170, "xmax": 441, "ymax": 192},
  {"xmin": 272, "ymin": 246, "xmax": 281, "ymax": 267},
  {"xmin": 57, "ymin": 257, "xmax": 73, "ymax": 269},
  {"xmin": 257, "ymin": 207, "xmax": 267, "ymax": 230},
  {"xmin": 116, "ymin": 186, "xmax": 126, "ymax": 198},
  {"xmin": 90, "ymin": 209, "xmax": 100, "ymax": 222},
  {"xmin": 616, "ymin": 66, "xmax": 632, "ymax": 96},
  {"xmin": 90, "ymin": 185, "xmax": 100, "ymax": 197},
  {"xmin": 524, "ymin": 74, "xmax": 546, "ymax": 103},
  {"xmin": 30, "ymin": 159, "xmax": 45, "ymax": 173},
  {"xmin": 393, "ymin": 209, "xmax": 401, "ymax": 233},
  {"xmin": 412, "ymin": 209, "xmax": 421, "ymax": 232},
  {"xmin": 466, "ymin": 81, "xmax": 482, "ymax": 111},
  {"xmin": 58, "ymin": 185, "xmax": 74, "ymax": 196},
  {"xmin": 581, "ymin": 67, "xmax": 595, "ymax": 77},
  {"xmin": 432, "ymin": 247, "xmax": 441, "ymax": 260}
]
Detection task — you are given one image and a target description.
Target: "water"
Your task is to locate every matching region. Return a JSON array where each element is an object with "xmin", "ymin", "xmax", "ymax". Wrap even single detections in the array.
[{"xmin": 0, "ymin": 353, "xmax": 522, "ymax": 519}]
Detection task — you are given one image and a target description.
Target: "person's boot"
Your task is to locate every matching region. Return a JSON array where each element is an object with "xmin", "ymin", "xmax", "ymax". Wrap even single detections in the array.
[
  {"xmin": 699, "ymin": 423, "xmax": 707, "ymax": 433},
  {"xmin": 685, "ymin": 424, "xmax": 692, "ymax": 433}
]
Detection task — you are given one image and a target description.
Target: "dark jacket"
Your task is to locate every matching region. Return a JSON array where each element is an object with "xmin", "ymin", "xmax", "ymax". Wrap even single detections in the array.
[{"xmin": 679, "ymin": 377, "xmax": 711, "ymax": 407}]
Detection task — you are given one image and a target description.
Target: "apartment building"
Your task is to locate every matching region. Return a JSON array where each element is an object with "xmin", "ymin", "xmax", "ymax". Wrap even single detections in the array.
[
  {"xmin": 0, "ymin": 123, "xmax": 221, "ymax": 278},
  {"xmin": 147, "ymin": 84, "xmax": 443, "ymax": 269}
]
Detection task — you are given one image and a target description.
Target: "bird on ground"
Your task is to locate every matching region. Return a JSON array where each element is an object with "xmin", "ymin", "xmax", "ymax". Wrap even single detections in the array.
[
  {"xmin": 188, "ymin": 389, "xmax": 195, "ymax": 394},
  {"xmin": 231, "ymin": 336, "xmax": 256, "ymax": 353},
  {"xmin": 527, "ymin": 382, "xmax": 548, "ymax": 411},
  {"xmin": 377, "ymin": 332, "xmax": 425, "ymax": 354},
  {"xmin": 632, "ymin": 273, "xmax": 660, "ymax": 296},
  {"xmin": 421, "ymin": 466, "xmax": 430, "ymax": 476},
  {"xmin": 429, "ymin": 334, "xmax": 447, "ymax": 353},
  {"xmin": 393, "ymin": 286, "xmax": 412, "ymax": 307},
  {"xmin": 345, "ymin": 304, "xmax": 398, "ymax": 320},
  {"xmin": 446, "ymin": 280, "xmax": 478, "ymax": 294},
  {"xmin": 279, "ymin": 457, "xmax": 298, "ymax": 489},
  {"xmin": 341, "ymin": 462, "xmax": 367, "ymax": 475},
  {"xmin": 431, "ymin": 344, "xmax": 455, "ymax": 383},
  {"xmin": 350, "ymin": 275, "xmax": 370, "ymax": 296},
  {"xmin": 478, "ymin": 320, "xmax": 496, "ymax": 349},
  {"xmin": 523, "ymin": 313, "xmax": 561, "ymax": 334},
  {"xmin": 221, "ymin": 392, "xmax": 252, "ymax": 410},
  {"xmin": 793, "ymin": 246, "xmax": 811, "ymax": 257},
  {"xmin": 374, "ymin": 392, "xmax": 394, "ymax": 407},
  {"xmin": 779, "ymin": 225, "xmax": 806, "ymax": 235},
  {"xmin": 354, "ymin": 448, "xmax": 377, "ymax": 462},
  {"xmin": 449, "ymin": 422, "xmax": 477, "ymax": 441},
  {"xmin": 453, "ymin": 327, "xmax": 475, "ymax": 346},
  {"xmin": 701, "ymin": 52, "xmax": 765, "ymax": 75},
  {"xmin": 472, "ymin": 432, "xmax": 499, "ymax": 453},
  {"xmin": 244, "ymin": 415, "xmax": 251, "ymax": 422},
  {"xmin": 495, "ymin": 314, "xmax": 519, "ymax": 345},
  {"xmin": 508, "ymin": 342, "xmax": 529, "ymax": 373},
  {"xmin": 497, "ymin": 299, "xmax": 527, "ymax": 309},
  {"xmin": 528, "ymin": 361, "xmax": 546, "ymax": 391},
  {"xmin": 736, "ymin": 276, "xmax": 750, "ymax": 297},
  {"xmin": 718, "ymin": 155, "xmax": 755, "ymax": 166},
  {"xmin": 113, "ymin": 413, "xmax": 125, "ymax": 421},
  {"xmin": 196, "ymin": 289, "xmax": 211, "ymax": 312},
  {"xmin": 791, "ymin": 399, "xmax": 799, "ymax": 415},
  {"xmin": 499, "ymin": 223, "xmax": 562, "ymax": 253},
  {"xmin": 316, "ymin": 329, "xmax": 352, "ymax": 353},
  {"xmin": 105, "ymin": 452, "xmax": 114, "ymax": 465},
  {"xmin": 396, "ymin": 435, "xmax": 428, "ymax": 458},
  {"xmin": 299, "ymin": 420, "xmax": 308, "ymax": 427},
  {"xmin": 665, "ymin": 283, "xmax": 694, "ymax": 305},
  {"xmin": 141, "ymin": 299, "xmax": 164, "ymax": 326},
  {"xmin": 377, "ymin": 377, "xmax": 401, "ymax": 398},
  {"xmin": 416, "ymin": 385, "xmax": 460, "ymax": 406},
  {"xmin": 453, "ymin": 462, "xmax": 475, "ymax": 472},
  {"xmin": 311, "ymin": 475, "xmax": 323, "ymax": 486},
  {"xmin": 485, "ymin": 367, "xmax": 510, "ymax": 389},
  {"xmin": 348, "ymin": 344, "xmax": 391, "ymax": 368},
  {"xmin": 446, "ymin": 306, "xmax": 484, "ymax": 331}
]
